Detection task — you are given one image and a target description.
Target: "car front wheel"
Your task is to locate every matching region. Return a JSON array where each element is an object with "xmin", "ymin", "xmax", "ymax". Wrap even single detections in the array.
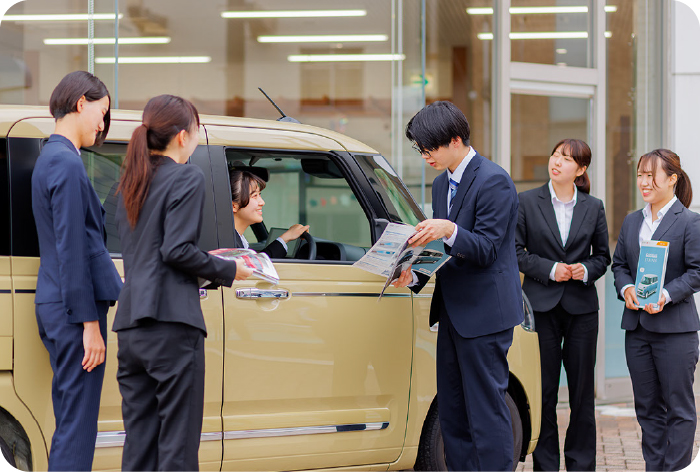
[{"xmin": 414, "ymin": 392, "xmax": 523, "ymax": 471}]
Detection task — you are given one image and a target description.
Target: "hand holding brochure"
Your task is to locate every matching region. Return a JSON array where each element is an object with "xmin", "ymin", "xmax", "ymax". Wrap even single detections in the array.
[
  {"xmin": 353, "ymin": 222, "xmax": 450, "ymax": 299},
  {"xmin": 634, "ymin": 240, "xmax": 670, "ymax": 307},
  {"xmin": 206, "ymin": 248, "xmax": 280, "ymax": 284}
]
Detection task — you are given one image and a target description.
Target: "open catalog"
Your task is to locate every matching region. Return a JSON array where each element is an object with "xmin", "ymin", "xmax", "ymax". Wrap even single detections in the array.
[
  {"xmin": 353, "ymin": 222, "xmax": 451, "ymax": 300},
  {"xmin": 202, "ymin": 248, "xmax": 280, "ymax": 285},
  {"xmin": 634, "ymin": 240, "xmax": 670, "ymax": 307}
]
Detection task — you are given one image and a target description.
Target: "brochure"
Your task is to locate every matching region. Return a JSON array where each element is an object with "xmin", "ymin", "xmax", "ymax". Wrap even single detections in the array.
[
  {"xmin": 353, "ymin": 222, "xmax": 451, "ymax": 299},
  {"xmin": 205, "ymin": 248, "xmax": 280, "ymax": 285},
  {"xmin": 634, "ymin": 240, "xmax": 670, "ymax": 307}
]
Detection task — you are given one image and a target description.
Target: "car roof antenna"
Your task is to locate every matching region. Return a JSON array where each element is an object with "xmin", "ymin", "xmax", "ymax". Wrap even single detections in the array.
[{"xmin": 258, "ymin": 87, "xmax": 301, "ymax": 124}]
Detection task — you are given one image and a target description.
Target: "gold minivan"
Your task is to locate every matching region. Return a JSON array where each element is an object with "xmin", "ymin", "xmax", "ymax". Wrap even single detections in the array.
[{"xmin": 0, "ymin": 105, "xmax": 541, "ymax": 471}]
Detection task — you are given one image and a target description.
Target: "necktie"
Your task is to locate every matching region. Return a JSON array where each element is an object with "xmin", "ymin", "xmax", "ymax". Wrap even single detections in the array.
[{"xmin": 449, "ymin": 178, "xmax": 459, "ymax": 210}]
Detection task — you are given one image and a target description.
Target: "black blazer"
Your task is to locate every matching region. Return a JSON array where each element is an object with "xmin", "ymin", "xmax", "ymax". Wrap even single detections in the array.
[
  {"xmin": 516, "ymin": 184, "xmax": 611, "ymax": 314},
  {"xmin": 113, "ymin": 157, "xmax": 237, "ymax": 335},
  {"xmin": 612, "ymin": 199, "xmax": 700, "ymax": 333},
  {"xmin": 233, "ymin": 230, "xmax": 287, "ymax": 259},
  {"xmin": 414, "ymin": 153, "xmax": 523, "ymax": 338}
]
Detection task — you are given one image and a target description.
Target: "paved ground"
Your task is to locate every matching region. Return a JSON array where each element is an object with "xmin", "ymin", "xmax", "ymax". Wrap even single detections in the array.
[{"xmin": 516, "ymin": 398, "xmax": 700, "ymax": 471}]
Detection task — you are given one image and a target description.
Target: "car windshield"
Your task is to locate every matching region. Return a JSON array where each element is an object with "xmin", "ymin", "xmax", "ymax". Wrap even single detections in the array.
[
  {"xmin": 354, "ymin": 154, "xmax": 424, "ymax": 226},
  {"xmin": 641, "ymin": 275, "xmax": 654, "ymax": 284}
]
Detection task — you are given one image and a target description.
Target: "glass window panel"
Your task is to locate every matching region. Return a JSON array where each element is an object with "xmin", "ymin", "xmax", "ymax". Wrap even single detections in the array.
[
  {"xmin": 1, "ymin": 0, "xmax": 117, "ymax": 105},
  {"xmin": 510, "ymin": 0, "xmax": 594, "ymax": 67},
  {"xmin": 510, "ymin": 94, "xmax": 589, "ymax": 193}
]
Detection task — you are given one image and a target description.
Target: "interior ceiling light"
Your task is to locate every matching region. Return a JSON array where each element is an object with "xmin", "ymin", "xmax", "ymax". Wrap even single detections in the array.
[
  {"xmin": 258, "ymin": 34, "xmax": 388, "ymax": 43},
  {"xmin": 288, "ymin": 53, "xmax": 405, "ymax": 62},
  {"xmin": 477, "ymin": 31, "xmax": 612, "ymax": 40},
  {"xmin": 467, "ymin": 6, "xmax": 617, "ymax": 15},
  {"xmin": 556, "ymin": 48, "xmax": 568, "ymax": 54},
  {"xmin": 96, "ymin": 56, "xmax": 212, "ymax": 64},
  {"xmin": 3, "ymin": 13, "xmax": 123, "ymax": 21},
  {"xmin": 44, "ymin": 37, "xmax": 171, "ymax": 45},
  {"xmin": 222, "ymin": 10, "xmax": 366, "ymax": 19}
]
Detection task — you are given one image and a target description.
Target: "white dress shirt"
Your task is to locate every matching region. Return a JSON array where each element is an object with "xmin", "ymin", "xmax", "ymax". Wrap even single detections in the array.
[
  {"xmin": 443, "ymin": 146, "xmax": 477, "ymax": 247},
  {"xmin": 547, "ymin": 181, "xmax": 588, "ymax": 283},
  {"xmin": 620, "ymin": 196, "xmax": 677, "ymax": 303}
]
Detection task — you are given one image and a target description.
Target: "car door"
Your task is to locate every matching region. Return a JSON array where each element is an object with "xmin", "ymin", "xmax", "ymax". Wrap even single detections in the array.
[
  {"xmin": 7, "ymin": 118, "xmax": 226, "ymax": 471},
  {"xmin": 204, "ymin": 125, "xmax": 414, "ymax": 471}
]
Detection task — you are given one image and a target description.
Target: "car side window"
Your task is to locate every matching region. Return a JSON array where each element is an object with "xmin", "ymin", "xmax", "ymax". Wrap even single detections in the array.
[
  {"xmin": 226, "ymin": 149, "xmax": 372, "ymax": 261},
  {"xmin": 81, "ymin": 143, "xmax": 218, "ymax": 255},
  {"xmin": 0, "ymin": 138, "xmax": 9, "ymax": 256}
]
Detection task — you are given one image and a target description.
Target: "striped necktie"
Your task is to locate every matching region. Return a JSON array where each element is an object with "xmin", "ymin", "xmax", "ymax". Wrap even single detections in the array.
[{"xmin": 449, "ymin": 178, "xmax": 459, "ymax": 210}]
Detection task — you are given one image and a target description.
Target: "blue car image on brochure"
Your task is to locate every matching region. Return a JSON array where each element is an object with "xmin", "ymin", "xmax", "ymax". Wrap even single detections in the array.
[{"xmin": 637, "ymin": 274, "xmax": 659, "ymax": 299}]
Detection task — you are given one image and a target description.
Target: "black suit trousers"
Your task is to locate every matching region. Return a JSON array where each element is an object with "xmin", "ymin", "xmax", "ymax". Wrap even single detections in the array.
[
  {"xmin": 117, "ymin": 321, "xmax": 205, "ymax": 471},
  {"xmin": 625, "ymin": 325, "xmax": 698, "ymax": 471},
  {"xmin": 533, "ymin": 304, "xmax": 598, "ymax": 472}
]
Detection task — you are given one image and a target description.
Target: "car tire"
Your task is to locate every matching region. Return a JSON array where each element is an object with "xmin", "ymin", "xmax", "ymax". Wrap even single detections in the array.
[
  {"xmin": 414, "ymin": 393, "xmax": 523, "ymax": 471},
  {"xmin": 0, "ymin": 436, "xmax": 17, "ymax": 469}
]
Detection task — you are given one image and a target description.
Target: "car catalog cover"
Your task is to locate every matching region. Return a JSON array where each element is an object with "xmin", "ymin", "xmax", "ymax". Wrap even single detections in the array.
[{"xmin": 634, "ymin": 240, "xmax": 670, "ymax": 307}]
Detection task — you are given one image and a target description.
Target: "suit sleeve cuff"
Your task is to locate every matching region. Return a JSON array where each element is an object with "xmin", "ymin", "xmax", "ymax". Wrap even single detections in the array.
[
  {"xmin": 276, "ymin": 237, "xmax": 288, "ymax": 252},
  {"xmin": 442, "ymin": 223, "xmax": 458, "ymax": 247}
]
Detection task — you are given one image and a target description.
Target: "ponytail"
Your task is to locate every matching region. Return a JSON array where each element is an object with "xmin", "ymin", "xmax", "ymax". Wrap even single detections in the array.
[
  {"xmin": 638, "ymin": 149, "xmax": 693, "ymax": 208},
  {"xmin": 575, "ymin": 171, "xmax": 591, "ymax": 194},
  {"xmin": 118, "ymin": 94, "xmax": 200, "ymax": 227},
  {"xmin": 675, "ymin": 168, "xmax": 693, "ymax": 208}
]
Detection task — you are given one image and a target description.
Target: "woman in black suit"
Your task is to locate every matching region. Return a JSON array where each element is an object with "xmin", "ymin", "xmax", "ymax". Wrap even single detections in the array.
[
  {"xmin": 113, "ymin": 95, "xmax": 253, "ymax": 471},
  {"xmin": 516, "ymin": 138, "xmax": 611, "ymax": 471},
  {"xmin": 612, "ymin": 149, "xmax": 700, "ymax": 471},
  {"xmin": 229, "ymin": 168, "xmax": 308, "ymax": 258}
]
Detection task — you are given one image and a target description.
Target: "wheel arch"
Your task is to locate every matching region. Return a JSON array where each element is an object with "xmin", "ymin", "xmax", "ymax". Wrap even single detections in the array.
[
  {"xmin": 508, "ymin": 372, "xmax": 532, "ymax": 462},
  {"xmin": 0, "ymin": 405, "xmax": 33, "ymax": 470}
]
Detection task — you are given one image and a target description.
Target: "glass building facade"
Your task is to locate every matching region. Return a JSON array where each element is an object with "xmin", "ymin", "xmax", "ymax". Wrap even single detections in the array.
[{"xmin": 0, "ymin": 0, "xmax": 686, "ymax": 399}]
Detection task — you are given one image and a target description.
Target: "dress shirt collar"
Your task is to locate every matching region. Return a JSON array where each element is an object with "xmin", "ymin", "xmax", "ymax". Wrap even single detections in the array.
[
  {"xmin": 642, "ymin": 195, "xmax": 677, "ymax": 222},
  {"xmin": 48, "ymin": 134, "xmax": 81, "ymax": 156},
  {"xmin": 447, "ymin": 147, "xmax": 476, "ymax": 184},
  {"xmin": 548, "ymin": 180, "xmax": 578, "ymax": 206}
]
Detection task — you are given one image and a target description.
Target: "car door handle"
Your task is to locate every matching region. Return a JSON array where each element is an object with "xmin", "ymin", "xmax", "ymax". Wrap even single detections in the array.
[{"xmin": 236, "ymin": 288, "xmax": 289, "ymax": 299}]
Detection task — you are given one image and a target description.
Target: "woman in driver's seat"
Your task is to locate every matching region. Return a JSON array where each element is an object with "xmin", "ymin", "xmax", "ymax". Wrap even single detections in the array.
[{"xmin": 230, "ymin": 168, "xmax": 309, "ymax": 258}]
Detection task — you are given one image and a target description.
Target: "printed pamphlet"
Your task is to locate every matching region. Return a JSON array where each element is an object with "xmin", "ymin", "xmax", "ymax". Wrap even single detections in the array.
[
  {"xmin": 634, "ymin": 240, "xmax": 670, "ymax": 307},
  {"xmin": 205, "ymin": 248, "xmax": 280, "ymax": 285},
  {"xmin": 353, "ymin": 222, "xmax": 450, "ymax": 299}
]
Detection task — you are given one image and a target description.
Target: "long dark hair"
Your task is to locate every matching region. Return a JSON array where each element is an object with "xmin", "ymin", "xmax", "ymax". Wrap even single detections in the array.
[
  {"xmin": 49, "ymin": 70, "xmax": 111, "ymax": 145},
  {"xmin": 230, "ymin": 170, "xmax": 267, "ymax": 208},
  {"xmin": 551, "ymin": 138, "xmax": 592, "ymax": 194},
  {"xmin": 637, "ymin": 149, "xmax": 692, "ymax": 208},
  {"xmin": 118, "ymin": 94, "xmax": 200, "ymax": 227}
]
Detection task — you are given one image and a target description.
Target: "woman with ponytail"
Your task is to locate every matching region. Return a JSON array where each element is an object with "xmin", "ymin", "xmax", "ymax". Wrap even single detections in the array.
[
  {"xmin": 612, "ymin": 149, "xmax": 700, "ymax": 471},
  {"xmin": 113, "ymin": 95, "xmax": 252, "ymax": 471},
  {"xmin": 515, "ymin": 138, "xmax": 611, "ymax": 471}
]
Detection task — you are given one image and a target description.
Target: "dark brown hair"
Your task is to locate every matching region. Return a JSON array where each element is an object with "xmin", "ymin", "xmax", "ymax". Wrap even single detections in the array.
[
  {"xmin": 49, "ymin": 70, "xmax": 111, "ymax": 145},
  {"xmin": 230, "ymin": 169, "xmax": 267, "ymax": 209},
  {"xmin": 551, "ymin": 138, "xmax": 592, "ymax": 194},
  {"xmin": 637, "ymin": 149, "xmax": 692, "ymax": 208},
  {"xmin": 118, "ymin": 94, "xmax": 200, "ymax": 227}
]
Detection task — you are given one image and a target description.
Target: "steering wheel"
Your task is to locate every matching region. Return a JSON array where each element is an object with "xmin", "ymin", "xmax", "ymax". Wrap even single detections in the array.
[{"xmin": 294, "ymin": 231, "xmax": 317, "ymax": 260}]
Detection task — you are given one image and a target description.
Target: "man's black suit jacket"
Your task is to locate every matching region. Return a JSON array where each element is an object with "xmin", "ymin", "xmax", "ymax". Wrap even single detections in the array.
[
  {"xmin": 515, "ymin": 184, "xmax": 611, "ymax": 314},
  {"xmin": 113, "ymin": 157, "xmax": 237, "ymax": 335}
]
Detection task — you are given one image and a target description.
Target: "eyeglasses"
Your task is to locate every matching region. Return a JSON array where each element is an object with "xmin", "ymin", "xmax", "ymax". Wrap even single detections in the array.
[{"xmin": 411, "ymin": 143, "xmax": 432, "ymax": 157}]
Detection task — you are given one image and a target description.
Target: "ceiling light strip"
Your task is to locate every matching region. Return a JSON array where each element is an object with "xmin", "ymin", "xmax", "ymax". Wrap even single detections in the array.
[
  {"xmin": 258, "ymin": 34, "xmax": 388, "ymax": 43},
  {"xmin": 477, "ymin": 31, "xmax": 612, "ymax": 40},
  {"xmin": 3, "ymin": 13, "xmax": 123, "ymax": 21},
  {"xmin": 222, "ymin": 10, "xmax": 366, "ymax": 19},
  {"xmin": 288, "ymin": 54, "xmax": 405, "ymax": 63},
  {"xmin": 44, "ymin": 37, "xmax": 171, "ymax": 45},
  {"xmin": 467, "ymin": 6, "xmax": 617, "ymax": 15},
  {"xmin": 95, "ymin": 56, "xmax": 212, "ymax": 64}
]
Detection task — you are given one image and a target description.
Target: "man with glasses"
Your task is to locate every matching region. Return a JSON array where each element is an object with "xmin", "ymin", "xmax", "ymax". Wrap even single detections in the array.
[{"xmin": 395, "ymin": 101, "xmax": 523, "ymax": 471}]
